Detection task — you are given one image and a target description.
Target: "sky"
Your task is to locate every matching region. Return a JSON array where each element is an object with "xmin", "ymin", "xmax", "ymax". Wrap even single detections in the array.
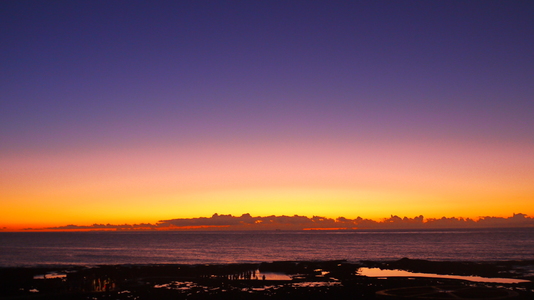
[{"xmin": 1, "ymin": 0, "xmax": 533, "ymax": 230}]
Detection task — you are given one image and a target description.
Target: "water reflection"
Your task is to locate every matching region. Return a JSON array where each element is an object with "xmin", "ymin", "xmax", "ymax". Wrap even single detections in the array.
[
  {"xmin": 154, "ymin": 280, "xmax": 342, "ymax": 294},
  {"xmin": 358, "ymin": 267, "xmax": 530, "ymax": 284},
  {"xmin": 257, "ymin": 271, "xmax": 292, "ymax": 281},
  {"xmin": 33, "ymin": 273, "xmax": 67, "ymax": 280},
  {"xmin": 200, "ymin": 269, "xmax": 292, "ymax": 281}
]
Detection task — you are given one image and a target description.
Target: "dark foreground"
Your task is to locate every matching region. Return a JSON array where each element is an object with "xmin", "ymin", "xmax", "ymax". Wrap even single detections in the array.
[{"xmin": 1, "ymin": 259, "xmax": 533, "ymax": 299}]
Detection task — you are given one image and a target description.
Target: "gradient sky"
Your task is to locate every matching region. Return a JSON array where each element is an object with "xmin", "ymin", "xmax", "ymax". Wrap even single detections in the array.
[{"xmin": 1, "ymin": 1, "xmax": 533, "ymax": 230}]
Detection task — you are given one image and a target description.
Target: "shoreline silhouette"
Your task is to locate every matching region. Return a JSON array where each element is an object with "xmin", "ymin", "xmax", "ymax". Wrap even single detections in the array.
[{"xmin": 1, "ymin": 258, "xmax": 533, "ymax": 299}]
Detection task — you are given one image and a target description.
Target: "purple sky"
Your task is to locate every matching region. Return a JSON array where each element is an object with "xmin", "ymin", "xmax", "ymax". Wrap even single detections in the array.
[{"xmin": 3, "ymin": 1, "xmax": 533, "ymax": 152}]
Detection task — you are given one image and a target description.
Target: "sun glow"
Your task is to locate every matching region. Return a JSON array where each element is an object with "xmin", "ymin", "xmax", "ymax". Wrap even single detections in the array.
[{"xmin": 1, "ymin": 137, "xmax": 533, "ymax": 231}]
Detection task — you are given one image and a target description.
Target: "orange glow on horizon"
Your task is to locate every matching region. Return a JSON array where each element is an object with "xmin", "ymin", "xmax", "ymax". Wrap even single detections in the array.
[
  {"xmin": 303, "ymin": 228, "xmax": 355, "ymax": 231},
  {"xmin": 1, "ymin": 138, "xmax": 533, "ymax": 231}
]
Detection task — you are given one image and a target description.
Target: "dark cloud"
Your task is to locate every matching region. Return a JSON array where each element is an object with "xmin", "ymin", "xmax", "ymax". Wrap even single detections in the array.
[
  {"xmin": 36, "ymin": 213, "xmax": 534, "ymax": 231},
  {"xmin": 158, "ymin": 214, "xmax": 323, "ymax": 230}
]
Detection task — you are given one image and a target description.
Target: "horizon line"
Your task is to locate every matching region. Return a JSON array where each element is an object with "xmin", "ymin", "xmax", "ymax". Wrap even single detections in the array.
[{"xmin": 4, "ymin": 213, "xmax": 533, "ymax": 232}]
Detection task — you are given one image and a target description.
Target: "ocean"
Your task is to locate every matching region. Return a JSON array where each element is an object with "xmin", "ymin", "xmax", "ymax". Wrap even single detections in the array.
[{"xmin": 1, "ymin": 228, "xmax": 532, "ymax": 267}]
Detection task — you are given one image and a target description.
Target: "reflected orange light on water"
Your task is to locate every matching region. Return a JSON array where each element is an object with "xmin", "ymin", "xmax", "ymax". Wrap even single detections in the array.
[{"xmin": 358, "ymin": 268, "xmax": 530, "ymax": 284}]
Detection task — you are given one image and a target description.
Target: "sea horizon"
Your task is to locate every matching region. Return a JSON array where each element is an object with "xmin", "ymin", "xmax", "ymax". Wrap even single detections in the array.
[
  {"xmin": 3, "ymin": 226, "xmax": 534, "ymax": 233},
  {"xmin": 2, "ymin": 227, "xmax": 532, "ymax": 267}
]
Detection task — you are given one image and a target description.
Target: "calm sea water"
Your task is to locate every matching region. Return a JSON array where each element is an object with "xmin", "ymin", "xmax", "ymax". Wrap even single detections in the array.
[{"xmin": 0, "ymin": 228, "xmax": 532, "ymax": 267}]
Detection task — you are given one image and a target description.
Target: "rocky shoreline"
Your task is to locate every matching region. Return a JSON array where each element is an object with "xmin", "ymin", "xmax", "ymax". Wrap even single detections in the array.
[{"xmin": 1, "ymin": 258, "xmax": 533, "ymax": 299}]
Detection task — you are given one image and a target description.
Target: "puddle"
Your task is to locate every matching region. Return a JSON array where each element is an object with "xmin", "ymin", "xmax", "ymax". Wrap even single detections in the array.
[
  {"xmin": 203, "ymin": 269, "xmax": 292, "ymax": 281},
  {"xmin": 154, "ymin": 281, "xmax": 200, "ymax": 290},
  {"xmin": 33, "ymin": 272, "xmax": 67, "ymax": 280},
  {"xmin": 155, "ymin": 280, "xmax": 341, "ymax": 293},
  {"xmin": 313, "ymin": 269, "xmax": 330, "ymax": 277},
  {"xmin": 292, "ymin": 281, "xmax": 342, "ymax": 288},
  {"xmin": 257, "ymin": 271, "xmax": 292, "ymax": 281},
  {"xmin": 358, "ymin": 268, "xmax": 530, "ymax": 284}
]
